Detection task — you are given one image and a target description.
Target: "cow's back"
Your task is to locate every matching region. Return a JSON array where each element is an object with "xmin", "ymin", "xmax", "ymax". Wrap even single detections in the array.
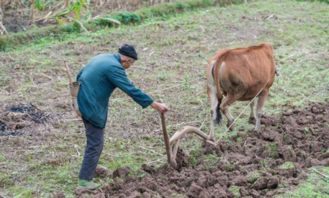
[{"xmin": 215, "ymin": 43, "xmax": 276, "ymax": 101}]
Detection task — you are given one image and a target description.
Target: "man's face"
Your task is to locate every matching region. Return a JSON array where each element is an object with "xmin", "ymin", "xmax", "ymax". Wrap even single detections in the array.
[{"xmin": 122, "ymin": 56, "xmax": 135, "ymax": 69}]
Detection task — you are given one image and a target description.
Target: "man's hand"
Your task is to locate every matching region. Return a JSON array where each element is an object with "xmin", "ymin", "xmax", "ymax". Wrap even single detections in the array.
[{"xmin": 151, "ymin": 102, "xmax": 169, "ymax": 113}]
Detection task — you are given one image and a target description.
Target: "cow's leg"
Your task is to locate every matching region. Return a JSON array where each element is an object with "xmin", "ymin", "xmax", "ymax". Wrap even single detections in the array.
[
  {"xmin": 248, "ymin": 100, "xmax": 256, "ymax": 124},
  {"xmin": 220, "ymin": 94, "xmax": 237, "ymax": 131},
  {"xmin": 208, "ymin": 84, "xmax": 219, "ymax": 140},
  {"xmin": 255, "ymin": 90, "xmax": 269, "ymax": 131}
]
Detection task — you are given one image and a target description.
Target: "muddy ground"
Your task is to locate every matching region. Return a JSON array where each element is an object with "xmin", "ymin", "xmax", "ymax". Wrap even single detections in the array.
[{"xmin": 73, "ymin": 103, "xmax": 329, "ymax": 197}]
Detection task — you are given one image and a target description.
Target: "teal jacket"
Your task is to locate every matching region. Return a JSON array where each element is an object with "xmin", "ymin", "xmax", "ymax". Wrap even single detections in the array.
[{"xmin": 76, "ymin": 53, "xmax": 154, "ymax": 128}]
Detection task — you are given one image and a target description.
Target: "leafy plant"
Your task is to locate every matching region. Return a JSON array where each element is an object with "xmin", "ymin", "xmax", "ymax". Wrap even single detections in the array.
[
  {"xmin": 112, "ymin": 12, "xmax": 142, "ymax": 25},
  {"xmin": 34, "ymin": 0, "xmax": 45, "ymax": 11},
  {"xmin": 70, "ymin": 0, "xmax": 88, "ymax": 20}
]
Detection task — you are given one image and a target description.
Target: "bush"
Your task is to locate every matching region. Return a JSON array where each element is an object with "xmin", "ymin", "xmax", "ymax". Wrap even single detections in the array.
[{"xmin": 112, "ymin": 12, "xmax": 142, "ymax": 25}]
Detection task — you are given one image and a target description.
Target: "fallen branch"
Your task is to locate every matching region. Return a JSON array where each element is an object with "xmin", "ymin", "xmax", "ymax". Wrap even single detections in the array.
[
  {"xmin": 93, "ymin": 15, "xmax": 121, "ymax": 25},
  {"xmin": 34, "ymin": 11, "xmax": 53, "ymax": 23}
]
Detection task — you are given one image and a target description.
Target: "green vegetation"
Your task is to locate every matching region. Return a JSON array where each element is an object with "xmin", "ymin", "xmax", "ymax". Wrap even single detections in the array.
[
  {"xmin": 266, "ymin": 143, "xmax": 279, "ymax": 158},
  {"xmin": 296, "ymin": 0, "xmax": 329, "ymax": 3},
  {"xmin": 228, "ymin": 185, "xmax": 240, "ymax": 197},
  {"xmin": 247, "ymin": 170, "xmax": 261, "ymax": 183},
  {"xmin": 188, "ymin": 148, "xmax": 202, "ymax": 167},
  {"xmin": 276, "ymin": 167, "xmax": 329, "ymax": 198},
  {"xmin": 0, "ymin": 153, "xmax": 5, "ymax": 162},
  {"xmin": 34, "ymin": 0, "xmax": 46, "ymax": 11},
  {"xmin": 202, "ymin": 153, "xmax": 220, "ymax": 170},
  {"xmin": 0, "ymin": 0, "xmax": 244, "ymax": 51},
  {"xmin": 278, "ymin": 161, "xmax": 295, "ymax": 170},
  {"xmin": 0, "ymin": 171, "xmax": 14, "ymax": 188}
]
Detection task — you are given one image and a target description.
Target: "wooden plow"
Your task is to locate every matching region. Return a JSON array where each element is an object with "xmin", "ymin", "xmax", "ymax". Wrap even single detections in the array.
[{"xmin": 160, "ymin": 113, "xmax": 217, "ymax": 169}]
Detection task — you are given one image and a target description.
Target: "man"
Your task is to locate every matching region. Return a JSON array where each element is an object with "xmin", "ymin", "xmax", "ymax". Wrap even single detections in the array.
[{"xmin": 76, "ymin": 44, "xmax": 168, "ymax": 189}]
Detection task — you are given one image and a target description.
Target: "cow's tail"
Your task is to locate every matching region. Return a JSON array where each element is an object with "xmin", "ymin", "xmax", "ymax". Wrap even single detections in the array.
[
  {"xmin": 208, "ymin": 56, "xmax": 224, "ymax": 125},
  {"xmin": 214, "ymin": 98, "xmax": 222, "ymax": 125},
  {"xmin": 214, "ymin": 59, "xmax": 224, "ymax": 125}
]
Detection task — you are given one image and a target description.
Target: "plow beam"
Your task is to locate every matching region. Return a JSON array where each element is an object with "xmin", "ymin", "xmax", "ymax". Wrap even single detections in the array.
[{"xmin": 168, "ymin": 126, "xmax": 216, "ymax": 167}]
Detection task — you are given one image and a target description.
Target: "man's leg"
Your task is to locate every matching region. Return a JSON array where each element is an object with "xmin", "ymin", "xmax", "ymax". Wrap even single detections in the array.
[{"xmin": 79, "ymin": 119, "xmax": 104, "ymax": 181}]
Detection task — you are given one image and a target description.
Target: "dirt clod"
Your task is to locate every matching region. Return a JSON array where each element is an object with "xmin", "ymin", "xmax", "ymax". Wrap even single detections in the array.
[
  {"xmin": 267, "ymin": 177, "xmax": 279, "ymax": 189},
  {"xmin": 187, "ymin": 182, "xmax": 203, "ymax": 198},
  {"xmin": 142, "ymin": 164, "xmax": 156, "ymax": 174},
  {"xmin": 252, "ymin": 177, "xmax": 268, "ymax": 190},
  {"xmin": 112, "ymin": 167, "xmax": 131, "ymax": 179},
  {"xmin": 95, "ymin": 166, "xmax": 109, "ymax": 178}
]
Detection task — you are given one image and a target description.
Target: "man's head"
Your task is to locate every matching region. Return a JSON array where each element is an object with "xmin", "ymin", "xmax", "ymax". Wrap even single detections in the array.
[{"xmin": 118, "ymin": 44, "xmax": 138, "ymax": 69}]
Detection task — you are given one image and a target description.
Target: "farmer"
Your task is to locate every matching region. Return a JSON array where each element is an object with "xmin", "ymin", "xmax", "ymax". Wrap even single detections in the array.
[{"xmin": 76, "ymin": 44, "xmax": 168, "ymax": 189}]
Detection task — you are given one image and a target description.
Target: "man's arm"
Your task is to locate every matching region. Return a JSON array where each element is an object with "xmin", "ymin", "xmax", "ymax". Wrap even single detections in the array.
[
  {"xmin": 106, "ymin": 66, "xmax": 168, "ymax": 112},
  {"xmin": 106, "ymin": 66, "xmax": 153, "ymax": 108}
]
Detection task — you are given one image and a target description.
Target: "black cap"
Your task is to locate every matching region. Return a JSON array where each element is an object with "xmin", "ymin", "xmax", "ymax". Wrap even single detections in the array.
[{"xmin": 118, "ymin": 44, "xmax": 138, "ymax": 60}]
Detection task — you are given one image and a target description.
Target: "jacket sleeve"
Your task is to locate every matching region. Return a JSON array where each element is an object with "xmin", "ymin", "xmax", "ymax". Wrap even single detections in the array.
[{"xmin": 106, "ymin": 66, "xmax": 154, "ymax": 108}]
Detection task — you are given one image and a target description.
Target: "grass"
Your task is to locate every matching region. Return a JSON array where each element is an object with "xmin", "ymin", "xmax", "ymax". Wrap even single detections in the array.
[
  {"xmin": 276, "ymin": 166, "xmax": 329, "ymax": 198},
  {"xmin": 247, "ymin": 170, "xmax": 261, "ymax": 183},
  {"xmin": 0, "ymin": 0, "xmax": 328, "ymax": 197},
  {"xmin": 228, "ymin": 185, "xmax": 240, "ymax": 197},
  {"xmin": 266, "ymin": 143, "xmax": 279, "ymax": 159},
  {"xmin": 278, "ymin": 161, "xmax": 296, "ymax": 170}
]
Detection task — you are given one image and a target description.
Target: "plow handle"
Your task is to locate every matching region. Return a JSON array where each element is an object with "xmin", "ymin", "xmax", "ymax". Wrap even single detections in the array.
[{"xmin": 160, "ymin": 113, "xmax": 173, "ymax": 166}]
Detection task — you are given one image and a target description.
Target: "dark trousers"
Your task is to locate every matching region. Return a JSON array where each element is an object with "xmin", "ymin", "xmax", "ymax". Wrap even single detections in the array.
[{"xmin": 79, "ymin": 118, "xmax": 104, "ymax": 181}]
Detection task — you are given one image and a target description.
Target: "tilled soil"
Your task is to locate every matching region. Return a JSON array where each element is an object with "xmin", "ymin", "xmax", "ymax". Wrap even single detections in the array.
[{"xmin": 76, "ymin": 103, "xmax": 329, "ymax": 198}]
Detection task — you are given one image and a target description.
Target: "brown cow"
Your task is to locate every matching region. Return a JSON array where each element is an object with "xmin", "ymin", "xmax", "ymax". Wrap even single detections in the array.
[{"xmin": 207, "ymin": 43, "xmax": 276, "ymax": 139}]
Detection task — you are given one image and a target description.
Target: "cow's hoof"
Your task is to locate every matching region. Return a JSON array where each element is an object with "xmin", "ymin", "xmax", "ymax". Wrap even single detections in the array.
[
  {"xmin": 249, "ymin": 117, "xmax": 256, "ymax": 124},
  {"xmin": 254, "ymin": 126, "xmax": 261, "ymax": 132}
]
